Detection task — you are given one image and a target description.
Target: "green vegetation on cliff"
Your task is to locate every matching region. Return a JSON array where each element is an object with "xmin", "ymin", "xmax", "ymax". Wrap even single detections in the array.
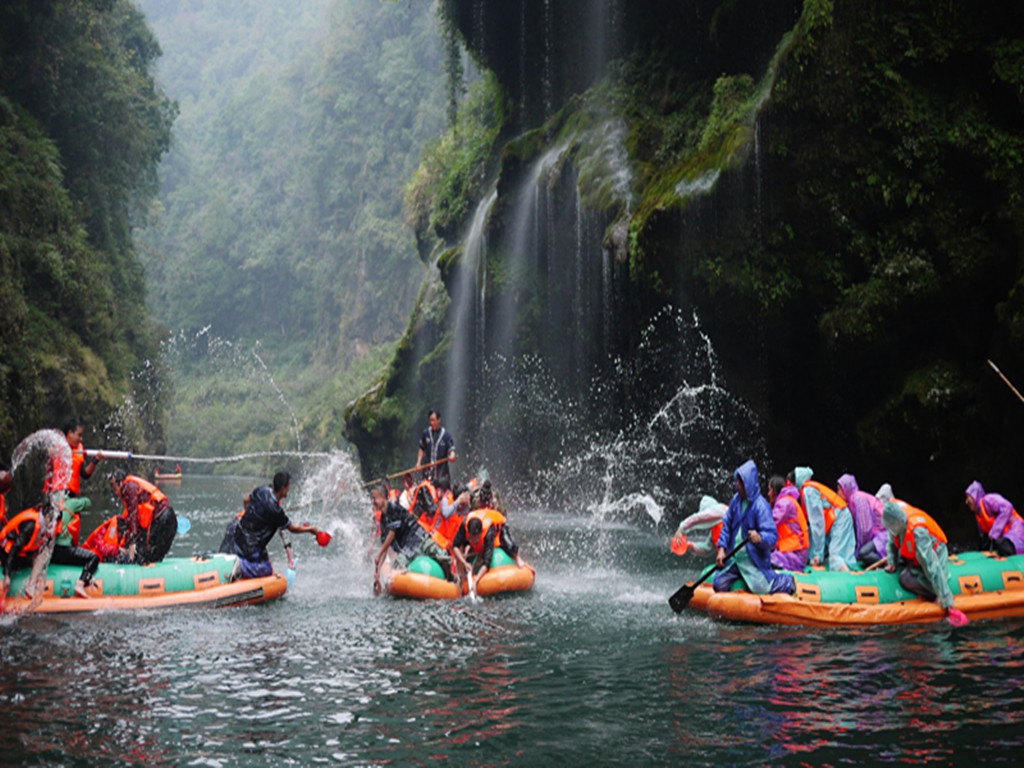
[{"xmin": 0, "ymin": 1, "xmax": 175, "ymax": 456}]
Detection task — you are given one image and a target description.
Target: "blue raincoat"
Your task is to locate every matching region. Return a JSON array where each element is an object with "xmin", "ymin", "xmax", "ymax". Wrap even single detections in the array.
[{"xmin": 713, "ymin": 460, "xmax": 795, "ymax": 595}]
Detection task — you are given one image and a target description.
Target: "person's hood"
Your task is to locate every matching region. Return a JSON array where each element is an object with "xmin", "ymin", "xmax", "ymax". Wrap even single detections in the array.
[
  {"xmin": 778, "ymin": 484, "xmax": 800, "ymax": 503},
  {"xmin": 734, "ymin": 460, "xmax": 762, "ymax": 503},
  {"xmin": 876, "ymin": 483, "xmax": 894, "ymax": 503},
  {"xmin": 794, "ymin": 466, "xmax": 813, "ymax": 486},
  {"xmin": 965, "ymin": 480, "xmax": 985, "ymax": 507},
  {"xmin": 837, "ymin": 473, "xmax": 859, "ymax": 503},
  {"xmin": 882, "ymin": 501, "xmax": 907, "ymax": 536},
  {"xmin": 698, "ymin": 495, "xmax": 721, "ymax": 513}
]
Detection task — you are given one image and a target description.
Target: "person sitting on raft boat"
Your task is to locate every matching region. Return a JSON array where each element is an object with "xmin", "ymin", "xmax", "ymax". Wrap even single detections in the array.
[
  {"xmin": 451, "ymin": 507, "xmax": 527, "ymax": 594},
  {"xmin": 767, "ymin": 475, "xmax": 809, "ymax": 571},
  {"xmin": 713, "ymin": 460, "xmax": 795, "ymax": 595},
  {"xmin": 108, "ymin": 469, "xmax": 178, "ymax": 565},
  {"xmin": 882, "ymin": 501, "xmax": 968, "ymax": 627},
  {"xmin": 49, "ymin": 493, "xmax": 99, "ymax": 598},
  {"xmin": 424, "ymin": 483, "xmax": 471, "ymax": 551},
  {"xmin": 223, "ymin": 472, "xmax": 321, "ymax": 579},
  {"xmin": 371, "ymin": 484, "xmax": 451, "ymax": 592},
  {"xmin": 470, "ymin": 479, "xmax": 505, "ymax": 514},
  {"xmin": 965, "ymin": 481, "xmax": 1024, "ymax": 556},
  {"xmin": 0, "ymin": 504, "xmax": 51, "ymax": 609},
  {"xmin": 716, "ymin": 462, "xmax": 794, "ymax": 593},
  {"xmin": 793, "ymin": 466, "xmax": 846, "ymax": 567},
  {"xmin": 670, "ymin": 495, "xmax": 726, "ymax": 556},
  {"xmin": 835, "ymin": 473, "xmax": 887, "ymax": 568}
]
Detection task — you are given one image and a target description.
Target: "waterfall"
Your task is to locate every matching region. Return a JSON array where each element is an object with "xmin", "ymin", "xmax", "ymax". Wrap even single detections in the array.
[{"xmin": 443, "ymin": 188, "xmax": 497, "ymax": 442}]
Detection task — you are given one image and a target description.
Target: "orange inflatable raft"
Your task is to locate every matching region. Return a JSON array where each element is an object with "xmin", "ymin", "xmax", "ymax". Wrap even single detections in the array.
[
  {"xmin": 682, "ymin": 551, "xmax": 1024, "ymax": 626},
  {"xmin": 385, "ymin": 549, "xmax": 535, "ymax": 600},
  {"xmin": 3, "ymin": 554, "xmax": 287, "ymax": 614}
]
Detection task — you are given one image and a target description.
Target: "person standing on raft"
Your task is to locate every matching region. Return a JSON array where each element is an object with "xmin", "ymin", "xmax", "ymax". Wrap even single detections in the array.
[
  {"xmin": 416, "ymin": 410, "xmax": 455, "ymax": 490},
  {"xmin": 224, "ymin": 472, "xmax": 321, "ymax": 579},
  {"xmin": 882, "ymin": 501, "xmax": 968, "ymax": 627},
  {"xmin": 713, "ymin": 460, "xmax": 795, "ymax": 595},
  {"xmin": 964, "ymin": 481, "xmax": 1024, "ymax": 556}
]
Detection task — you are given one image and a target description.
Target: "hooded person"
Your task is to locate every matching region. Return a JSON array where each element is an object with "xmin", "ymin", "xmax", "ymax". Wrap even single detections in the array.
[
  {"xmin": 835, "ymin": 473, "xmax": 887, "ymax": 567},
  {"xmin": 793, "ymin": 466, "xmax": 847, "ymax": 567},
  {"xmin": 964, "ymin": 481, "xmax": 1024, "ymax": 556},
  {"xmin": 882, "ymin": 501, "xmax": 968, "ymax": 627},
  {"xmin": 713, "ymin": 460, "xmax": 795, "ymax": 595},
  {"xmin": 767, "ymin": 475, "xmax": 809, "ymax": 571},
  {"xmin": 670, "ymin": 495, "xmax": 726, "ymax": 557}
]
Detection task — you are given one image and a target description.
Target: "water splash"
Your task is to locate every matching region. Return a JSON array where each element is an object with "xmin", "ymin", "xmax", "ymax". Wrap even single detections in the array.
[
  {"xmin": 252, "ymin": 342, "xmax": 302, "ymax": 452},
  {"xmin": 11, "ymin": 429, "xmax": 70, "ymax": 489}
]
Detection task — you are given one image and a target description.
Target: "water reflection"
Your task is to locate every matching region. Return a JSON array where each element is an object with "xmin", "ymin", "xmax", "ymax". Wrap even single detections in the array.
[{"xmin": 3, "ymin": 480, "xmax": 1024, "ymax": 765}]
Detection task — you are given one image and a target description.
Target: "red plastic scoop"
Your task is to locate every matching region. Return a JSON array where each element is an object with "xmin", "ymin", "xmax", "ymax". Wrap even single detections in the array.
[{"xmin": 316, "ymin": 530, "xmax": 332, "ymax": 547}]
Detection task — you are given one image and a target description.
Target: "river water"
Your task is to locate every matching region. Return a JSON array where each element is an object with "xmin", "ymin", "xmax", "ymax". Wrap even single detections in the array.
[{"xmin": 2, "ymin": 474, "xmax": 1024, "ymax": 766}]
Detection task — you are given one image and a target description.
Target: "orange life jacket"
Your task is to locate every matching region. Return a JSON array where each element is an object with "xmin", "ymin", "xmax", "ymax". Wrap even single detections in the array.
[
  {"xmin": 893, "ymin": 510, "xmax": 948, "ymax": 566},
  {"xmin": 122, "ymin": 475, "xmax": 168, "ymax": 530},
  {"xmin": 975, "ymin": 498, "xmax": 1024, "ymax": 539},
  {"xmin": 800, "ymin": 480, "xmax": 846, "ymax": 534},
  {"xmin": 426, "ymin": 491, "xmax": 467, "ymax": 551},
  {"xmin": 711, "ymin": 521, "xmax": 723, "ymax": 548},
  {"xmin": 463, "ymin": 508, "xmax": 505, "ymax": 555},
  {"xmin": 1, "ymin": 508, "xmax": 45, "ymax": 557},
  {"xmin": 776, "ymin": 494, "xmax": 810, "ymax": 553},
  {"xmin": 83, "ymin": 515, "xmax": 122, "ymax": 560},
  {"xmin": 68, "ymin": 443, "xmax": 86, "ymax": 495},
  {"xmin": 42, "ymin": 441, "xmax": 76, "ymax": 494}
]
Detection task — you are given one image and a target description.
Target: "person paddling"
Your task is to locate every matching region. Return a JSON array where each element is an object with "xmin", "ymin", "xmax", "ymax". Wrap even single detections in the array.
[{"xmin": 713, "ymin": 460, "xmax": 795, "ymax": 595}]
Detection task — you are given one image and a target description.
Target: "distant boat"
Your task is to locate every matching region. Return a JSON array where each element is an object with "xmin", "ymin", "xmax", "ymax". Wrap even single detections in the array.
[{"xmin": 154, "ymin": 464, "xmax": 182, "ymax": 481}]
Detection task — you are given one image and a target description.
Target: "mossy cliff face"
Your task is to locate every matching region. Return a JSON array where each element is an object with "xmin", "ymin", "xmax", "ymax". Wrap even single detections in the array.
[{"xmin": 348, "ymin": 0, "xmax": 1024, "ymax": 521}]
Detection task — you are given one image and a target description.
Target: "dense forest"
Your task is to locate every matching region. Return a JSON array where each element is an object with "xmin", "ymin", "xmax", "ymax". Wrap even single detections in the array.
[
  {"xmin": 135, "ymin": 0, "xmax": 446, "ymax": 461},
  {"xmin": 0, "ymin": 0, "xmax": 175, "ymax": 460}
]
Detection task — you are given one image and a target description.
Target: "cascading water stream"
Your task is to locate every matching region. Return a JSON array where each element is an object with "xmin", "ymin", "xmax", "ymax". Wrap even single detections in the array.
[{"xmin": 443, "ymin": 188, "xmax": 497, "ymax": 440}]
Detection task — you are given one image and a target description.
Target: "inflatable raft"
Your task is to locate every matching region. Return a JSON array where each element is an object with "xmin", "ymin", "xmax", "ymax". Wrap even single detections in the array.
[
  {"xmin": 2, "ymin": 554, "xmax": 287, "ymax": 614},
  {"xmin": 385, "ymin": 549, "xmax": 535, "ymax": 600},
  {"xmin": 685, "ymin": 551, "xmax": 1024, "ymax": 626}
]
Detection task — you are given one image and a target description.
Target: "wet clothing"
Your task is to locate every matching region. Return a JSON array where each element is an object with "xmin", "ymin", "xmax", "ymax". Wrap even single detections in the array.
[
  {"xmin": 671, "ymin": 495, "xmax": 726, "ymax": 557},
  {"xmin": 713, "ymin": 461, "xmax": 795, "ymax": 595},
  {"xmin": 51, "ymin": 544, "xmax": 99, "ymax": 586},
  {"xmin": 770, "ymin": 486, "xmax": 809, "ymax": 571},
  {"xmin": 379, "ymin": 500, "xmax": 451, "ymax": 572},
  {"xmin": 452, "ymin": 508, "xmax": 520, "ymax": 568},
  {"xmin": 836, "ymin": 474, "xmax": 885, "ymax": 567},
  {"xmin": 227, "ymin": 485, "xmax": 289, "ymax": 579},
  {"xmin": 419, "ymin": 426, "xmax": 454, "ymax": 489},
  {"xmin": 794, "ymin": 467, "xmax": 844, "ymax": 564},
  {"xmin": 117, "ymin": 475, "xmax": 176, "ymax": 565},
  {"xmin": 1, "ymin": 509, "xmax": 46, "ymax": 577},
  {"xmin": 883, "ymin": 502, "xmax": 954, "ymax": 610},
  {"xmin": 966, "ymin": 481, "xmax": 1024, "ymax": 555}
]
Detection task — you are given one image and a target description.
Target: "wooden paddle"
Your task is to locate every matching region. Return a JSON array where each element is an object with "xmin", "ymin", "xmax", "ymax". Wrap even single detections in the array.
[
  {"xmin": 359, "ymin": 457, "xmax": 453, "ymax": 489},
  {"xmin": 669, "ymin": 534, "xmax": 750, "ymax": 613}
]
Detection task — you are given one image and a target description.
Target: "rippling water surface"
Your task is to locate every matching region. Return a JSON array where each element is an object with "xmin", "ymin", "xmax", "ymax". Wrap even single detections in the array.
[{"xmin": 2, "ymin": 475, "xmax": 1024, "ymax": 766}]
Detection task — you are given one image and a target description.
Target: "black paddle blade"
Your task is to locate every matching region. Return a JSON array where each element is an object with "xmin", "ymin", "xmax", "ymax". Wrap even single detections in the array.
[{"xmin": 668, "ymin": 583, "xmax": 696, "ymax": 613}]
